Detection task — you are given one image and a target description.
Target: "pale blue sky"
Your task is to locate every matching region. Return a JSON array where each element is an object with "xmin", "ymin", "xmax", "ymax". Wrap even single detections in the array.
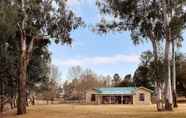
[{"xmin": 49, "ymin": 0, "xmax": 186, "ymax": 80}]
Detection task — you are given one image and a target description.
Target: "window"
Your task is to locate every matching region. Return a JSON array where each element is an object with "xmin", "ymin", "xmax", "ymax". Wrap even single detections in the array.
[
  {"xmin": 139, "ymin": 93, "xmax": 145, "ymax": 101},
  {"xmin": 91, "ymin": 94, "xmax": 96, "ymax": 101}
]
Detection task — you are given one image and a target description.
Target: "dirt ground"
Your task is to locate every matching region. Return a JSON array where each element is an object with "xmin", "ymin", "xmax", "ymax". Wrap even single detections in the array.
[{"xmin": 3, "ymin": 104, "xmax": 186, "ymax": 118}]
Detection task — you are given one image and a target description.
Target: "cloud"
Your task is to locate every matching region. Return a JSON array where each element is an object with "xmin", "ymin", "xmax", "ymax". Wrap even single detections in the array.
[
  {"xmin": 53, "ymin": 54, "xmax": 140, "ymax": 67},
  {"xmin": 66, "ymin": 0, "xmax": 80, "ymax": 6},
  {"xmin": 67, "ymin": 0, "xmax": 94, "ymax": 7}
]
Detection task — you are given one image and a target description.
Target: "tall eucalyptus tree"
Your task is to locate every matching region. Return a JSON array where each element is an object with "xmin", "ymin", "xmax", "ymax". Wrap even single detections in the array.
[
  {"xmin": 96, "ymin": 0, "xmax": 165, "ymax": 111},
  {"xmin": 0, "ymin": 0, "xmax": 83, "ymax": 115},
  {"xmin": 96, "ymin": 0, "xmax": 186, "ymax": 111},
  {"xmin": 160, "ymin": 0, "xmax": 186, "ymax": 110}
]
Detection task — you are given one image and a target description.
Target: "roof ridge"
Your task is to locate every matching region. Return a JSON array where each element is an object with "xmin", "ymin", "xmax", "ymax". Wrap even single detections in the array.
[
  {"xmin": 94, "ymin": 87, "xmax": 136, "ymax": 95},
  {"xmin": 96, "ymin": 87, "xmax": 136, "ymax": 89}
]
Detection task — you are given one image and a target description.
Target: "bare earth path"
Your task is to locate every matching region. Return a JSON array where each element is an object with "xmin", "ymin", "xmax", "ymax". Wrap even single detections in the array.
[{"xmin": 3, "ymin": 104, "xmax": 186, "ymax": 118}]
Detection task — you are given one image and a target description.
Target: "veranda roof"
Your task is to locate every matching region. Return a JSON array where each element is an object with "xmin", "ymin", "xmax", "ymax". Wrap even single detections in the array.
[{"xmin": 95, "ymin": 87, "xmax": 136, "ymax": 95}]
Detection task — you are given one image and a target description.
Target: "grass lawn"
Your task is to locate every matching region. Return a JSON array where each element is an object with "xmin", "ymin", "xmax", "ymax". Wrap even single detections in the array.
[{"xmin": 3, "ymin": 104, "xmax": 186, "ymax": 118}]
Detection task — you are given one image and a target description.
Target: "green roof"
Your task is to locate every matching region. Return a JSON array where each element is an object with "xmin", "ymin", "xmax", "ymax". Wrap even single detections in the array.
[{"xmin": 95, "ymin": 87, "xmax": 136, "ymax": 95}]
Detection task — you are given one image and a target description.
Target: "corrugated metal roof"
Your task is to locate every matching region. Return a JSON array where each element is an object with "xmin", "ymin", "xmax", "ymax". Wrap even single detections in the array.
[{"xmin": 95, "ymin": 87, "xmax": 136, "ymax": 95}]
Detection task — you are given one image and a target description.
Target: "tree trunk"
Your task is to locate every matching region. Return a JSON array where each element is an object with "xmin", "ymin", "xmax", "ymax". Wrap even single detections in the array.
[
  {"xmin": 17, "ymin": 0, "xmax": 32, "ymax": 114},
  {"xmin": 31, "ymin": 96, "xmax": 35, "ymax": 105},
  {"xmin": 10, "ymin": 78, "xmax": 17, "ymax": 109},
  {"xmin": 26, "ymin": 94, "xmax": 29, "ymax": 107},
  {"xmin": 13, "ymin": 96, "xmax": 17, "ymax": 108},
  {"xmin": 172, "ymin": 39, "xmax": 178, "ymax": 108},
  {"xmin": 164, "ymin": 40, "xmax": 173, "ymax": 111},
  {"xmin": 10, "ymin": 96, "xmax": 16, "ymax": 109},
  {"xmin": 150, "ymin": 36, "xmax": 164, "ymax": 111},
  {"xmin": 51, "ymin": 98, "xmax": 54, "ymax": 104},
  {"xmin": 155, "ymin": 81, "xmax": 164, "ymax": 111},
  {"xmin": 0, "ymin": 102, "xmax": 3, "ymax": 113},
  {"xmin": 17, "ymin": 33, "xmax": 27, "ymax": 115},
  {"xmin": 10, "ymin": 98, "xmax": 14, "ymax": 109},
  {"xmin": 0, "ymin": 75, "xmax": 4, "ymax": 113},
  {"xmin": 10, "ymin": 83, "xmax": 14, "ymax": 109}
]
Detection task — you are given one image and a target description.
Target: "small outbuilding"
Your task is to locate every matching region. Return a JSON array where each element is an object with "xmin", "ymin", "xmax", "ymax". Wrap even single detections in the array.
[{"xmin": 86, "ymin": 87, "xmax": 152, "ymax": 105}]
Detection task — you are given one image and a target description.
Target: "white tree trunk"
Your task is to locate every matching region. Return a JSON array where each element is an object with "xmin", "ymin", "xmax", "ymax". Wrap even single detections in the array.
[
  {"xmin": 172, "ymin": 39, "xmax": 177, "ymax": 107},
  {"xmin": 150, "ymin": 35, "xmax": 164, "ymax": 111},
  {"xmin": 155, "ymin": 81, "xmax": 163, "ymax": 111},
  {"xmin": 164, "ymin": 40, "xmax": 173, "ymax": 111},
  {"xmin": 161, "ymin": 0, "xmax": 174, "ymax": 111}
]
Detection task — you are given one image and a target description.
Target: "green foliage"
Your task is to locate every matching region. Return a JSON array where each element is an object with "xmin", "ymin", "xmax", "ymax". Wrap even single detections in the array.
[
  {"xmin": 96, "ymin": 0, "xmax": 186, "ymax": 46},
  {"xmin": 27, "ymin": 46, "xmax": 51, "ymax": 94},
  {"xmin": 0, "ymin": 0, "xmax": 83, "ymax": 112},
  {"xmin": 96, "ymin": 0, "xmax": 163, "ymax": 44},
  {"xmin": 175, "ymin": 53, "xmax": 186, "ymax": 96},
  {"xmin": 134, "ymin": 50, "xmax": 186, "ymax": 92},
  {"xmin": 0, "ymin": 0, "xmax": 83, "ymax": 46},
  {"xmin": 116, "ymin": 74, "xmax": 134, "ymax": 87},
  {"xmin": 133, "ymin": 50, "xmax": 165, "ymax": 90}
]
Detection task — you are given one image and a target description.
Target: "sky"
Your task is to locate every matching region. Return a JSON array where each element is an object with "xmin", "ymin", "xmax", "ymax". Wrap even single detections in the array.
[{"xmin": 49, "ymin": 0, "xmax": 186, "ymax": 80}]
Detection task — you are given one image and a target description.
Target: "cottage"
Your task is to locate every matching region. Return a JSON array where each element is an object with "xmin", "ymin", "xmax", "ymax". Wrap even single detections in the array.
[{"xmin": 86, "ymin": 87, "xmax": 152, "ymax": 105}]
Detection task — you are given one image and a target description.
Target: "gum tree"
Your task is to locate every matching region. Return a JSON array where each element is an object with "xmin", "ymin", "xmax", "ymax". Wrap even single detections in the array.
[
  {"xmin": 96, "ymin": 0, "xmax": 165, "ymax": 111},
  {"xmin": 96, "ymin": 0, "xmax": 186, "ymax": 111},
  {"xmin": 0, "ymin": 0, "xmax": 83, "ymax": 115}
]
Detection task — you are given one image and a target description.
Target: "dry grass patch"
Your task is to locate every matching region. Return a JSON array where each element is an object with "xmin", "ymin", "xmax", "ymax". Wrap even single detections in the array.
[{"xmin": 3, "ymin": 104, "xmax": 186, "ymax": 118}]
